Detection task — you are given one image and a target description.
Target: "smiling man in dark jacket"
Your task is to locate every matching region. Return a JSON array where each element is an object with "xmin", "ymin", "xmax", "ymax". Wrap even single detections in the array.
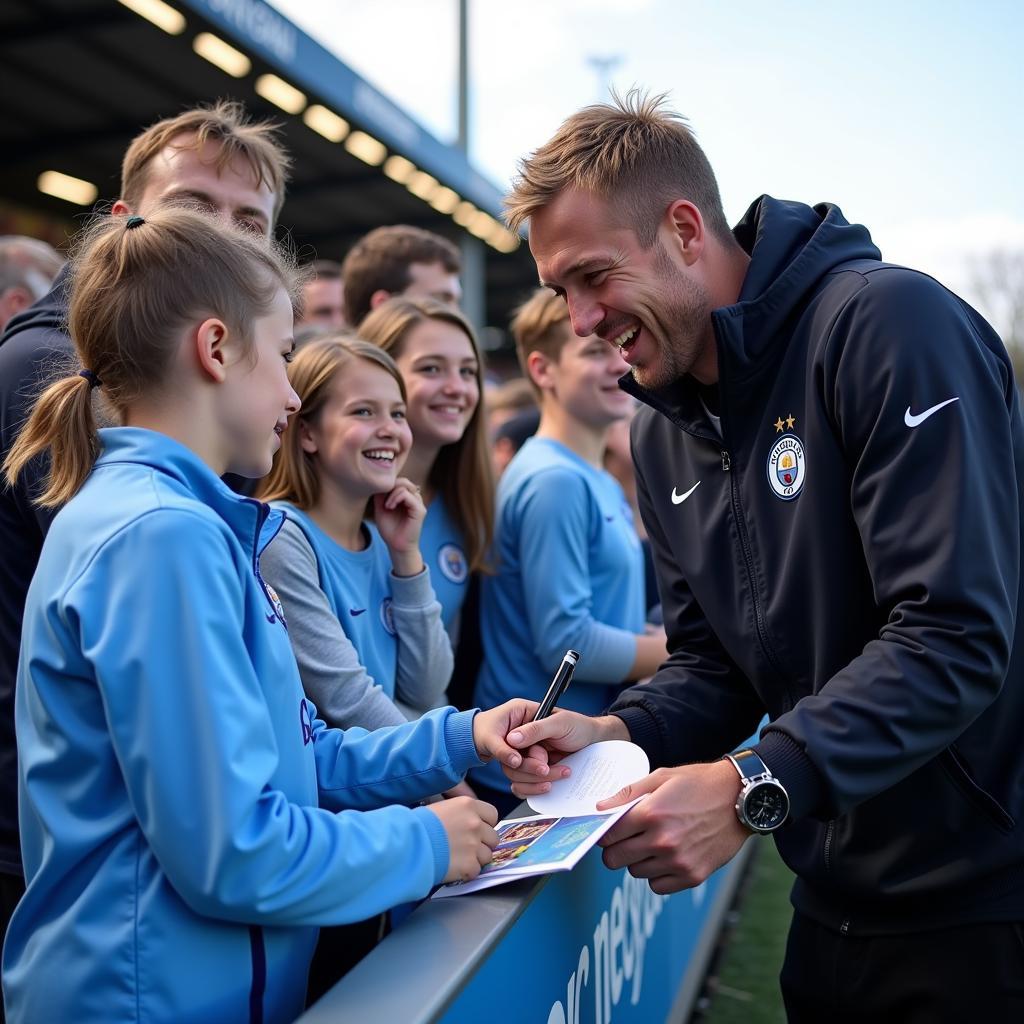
[{"xmin": 501, "ymin": 90, "xmax": 1024, "ymax": 1020}]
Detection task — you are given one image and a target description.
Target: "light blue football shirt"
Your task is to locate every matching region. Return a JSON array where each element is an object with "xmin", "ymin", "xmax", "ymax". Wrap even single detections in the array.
[
  {"xmin": 273, "ymin": 504, "xmax": 399, "ymax": 699},
  {"xmin": 420, "ymin": 496, "xmax": 470, "ymax": 632},
  {"xmin": 472, "ymin": 437, "xmax": 645, "ymax": 792}
]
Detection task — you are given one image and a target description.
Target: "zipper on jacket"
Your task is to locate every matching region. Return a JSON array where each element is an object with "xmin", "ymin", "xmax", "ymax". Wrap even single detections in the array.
[
  {"xmin": 840, "ymin": 918, "xmax": 850, "ymax": 936},
  {"xmin": 249, "ymin": 501, "xmax": 288, "ymax": 624},
  {"xmin": 251, "ymin": 501, "xmax": 271, "ymax": 573},
  {"xmin": 248, "ymin": 925, "xmax": 266, "ymax": 1024},
  {"xmin": 823, "ymin": 819, "xmax": 835, "ymax": 871},
  {"xmin": 725, "ymin": 456, "xmax": 793, "ymax": 704}
]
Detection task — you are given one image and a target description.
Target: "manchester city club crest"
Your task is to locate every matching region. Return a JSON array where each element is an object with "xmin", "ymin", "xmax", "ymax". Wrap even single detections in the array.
[
  {"xmin": 380, "ymin": 596, "xmax": 397, "ymax": 636},
  {"xmin": 263, "ymin": 581, "xmax": 288, "ymax": 627},
  {"xmin": 766, "ymin": 426, "xmax": 806, "ymax": 500},
  {"xmin": 438, "ymin": 543, "xmax": 468, "ymax": 585}
]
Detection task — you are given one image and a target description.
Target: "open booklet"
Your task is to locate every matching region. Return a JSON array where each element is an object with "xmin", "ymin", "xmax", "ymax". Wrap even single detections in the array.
[{"xmin": 432, "ymin": 740, "xmax": 649, "ymax": 899}]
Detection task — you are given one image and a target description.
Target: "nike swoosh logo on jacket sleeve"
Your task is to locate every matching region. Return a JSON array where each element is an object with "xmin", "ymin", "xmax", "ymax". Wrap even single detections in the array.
[
  {"xmin": 904, "ymin": 397, "xmax": 959, "ymax": 428},
  {"xmin": 671, "ymin": 481, "xmax": 701, "ymax": 504}
]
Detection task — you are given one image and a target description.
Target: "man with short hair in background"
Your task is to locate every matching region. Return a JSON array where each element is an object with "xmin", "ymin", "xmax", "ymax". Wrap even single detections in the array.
[
  {"xmin": 471, "ymin": 286, "xmax": 667, "ymax": 815},
  {"xmin": 0, "ymin": 238, "xmax": 63, "ymax": 335},
  {"xmin": 296, "ymin": 258, "xmax": 347, "ymax": 334},
  {"xmin": 0, "ymin": 100, "xmax": 291, "ymax": 985},
  {"xmin": 342, "ymin": 224, "xmax": 461, "ymax": 326}
]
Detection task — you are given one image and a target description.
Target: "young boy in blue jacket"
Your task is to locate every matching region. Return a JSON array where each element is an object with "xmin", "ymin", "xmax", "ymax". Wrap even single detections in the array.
[
  {"xmin": 1, "ymin": 208, "xmax": 534, "ymax": 1024},
  {"xmin": 471, "ymin": 289, "xmax": 668, "ymax": 813}
]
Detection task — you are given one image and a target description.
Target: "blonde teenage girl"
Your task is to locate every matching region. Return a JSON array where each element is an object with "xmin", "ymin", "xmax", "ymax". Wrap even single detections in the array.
[
  {"xmin": 258, "ymin": 338, "xmax": 453, "ymax": 729},
  {"xmin": 358, "ymin": 298, "xmax": 494, "ymax": 639}
]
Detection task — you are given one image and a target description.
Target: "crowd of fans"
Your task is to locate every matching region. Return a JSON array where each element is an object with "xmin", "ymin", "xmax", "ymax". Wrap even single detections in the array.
[{"xmin": 0, "ymin": 100, "xmax": 656, "ymax": 1021}]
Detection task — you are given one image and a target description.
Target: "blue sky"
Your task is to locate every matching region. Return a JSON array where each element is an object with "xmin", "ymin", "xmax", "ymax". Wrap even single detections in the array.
[{"xmin": 273, "ymin": 0, "xmax": 1023, "ymax": 324}]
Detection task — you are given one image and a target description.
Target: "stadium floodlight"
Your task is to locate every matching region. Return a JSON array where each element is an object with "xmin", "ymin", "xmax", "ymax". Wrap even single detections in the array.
[
  {"xmin": 488, "ymin": 224, "xmax": 521, "ymax": 253},
  {"xmin": 383, "ymin": 156, "xmax": 416, "ymax": 185},
  {"xmin": 38, "ymin": 171, "xmax": 98, "ymax": 207},
  {"xmin": 452, "ymin": 200, "xmax": 477, "ymax": 227},
  {"xmin": 117, "ymin": 0, "xmax": 185, "ymax": 35},
  {"xmin": 468, "ymin": 210, "xmax": 494, "ymax": 240},
  {"xmin": 345, "ymin": 131, "xmax": 387, "ymax": 166},
  {"xmin": 429, "ymin": 187, "xmax": 461, "ymax": 215},
  {"xmin": 193, "ymin": 32, "xmax": 251, "ymax": 78},
  {"xmin": 255, "ymin": 74, "xmax": 307, "ymax": 115},
  {"xmin": 406, "ymin": 171, "xmax": 439, "ymax": 202},
  {"xmin": 303, "ymin": 105, "xmax": 349, "ymax": 142}
]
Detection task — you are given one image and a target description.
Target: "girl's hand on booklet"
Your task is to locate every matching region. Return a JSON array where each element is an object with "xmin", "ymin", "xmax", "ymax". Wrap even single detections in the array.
[
  {"xmin": 502, "ymin": 712, "xmax": 631, "ymax": 797},
  {"xmin": 425, "ymin": 797, "xmax": 499, "ymax": 883},
  {"xmin": 374, "ymin": 477, "xmax": 426, "ymax": 576}
]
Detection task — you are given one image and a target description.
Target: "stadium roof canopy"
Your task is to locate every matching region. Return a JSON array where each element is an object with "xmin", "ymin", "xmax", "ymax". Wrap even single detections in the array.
[{"xmin": 0, "ymin": 0, "xmax": 538, "ymax": 334}]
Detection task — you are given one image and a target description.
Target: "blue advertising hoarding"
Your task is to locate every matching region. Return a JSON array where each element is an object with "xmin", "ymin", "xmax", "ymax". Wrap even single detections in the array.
[{"xmin": 439, "ymin": 844, "xmax": 748, "ymax": 1024}]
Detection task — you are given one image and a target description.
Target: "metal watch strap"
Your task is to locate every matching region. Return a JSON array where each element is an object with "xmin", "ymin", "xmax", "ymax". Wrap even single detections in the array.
[
  {"xmin": 725, "ymin": 748, "xmax": 773, "ymax": 784},
  {"xmin": 725, "ymin": 749, "xmax": 789, "ymax": 834}
]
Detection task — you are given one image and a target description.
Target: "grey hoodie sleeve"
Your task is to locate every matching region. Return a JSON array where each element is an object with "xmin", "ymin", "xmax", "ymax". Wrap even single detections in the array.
[
  {"xmin": 389, "ymin": 564, "xmax": 455, "ymax": 719},
  {"xmin": 260, "ymin": 520, "xmax": 409, "ymax": 731}
]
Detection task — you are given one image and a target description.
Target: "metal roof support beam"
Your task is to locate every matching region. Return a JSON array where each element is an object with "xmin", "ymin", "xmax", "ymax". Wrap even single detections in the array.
[{"xmin": 460, "ymin": 235, "xmax": 485, "ymax": 331}]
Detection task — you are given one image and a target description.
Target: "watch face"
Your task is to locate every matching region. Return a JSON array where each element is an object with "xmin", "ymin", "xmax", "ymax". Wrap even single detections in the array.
[{"xmin": 745, "ymin": 781, "xmax": 789, "ymax": 831}]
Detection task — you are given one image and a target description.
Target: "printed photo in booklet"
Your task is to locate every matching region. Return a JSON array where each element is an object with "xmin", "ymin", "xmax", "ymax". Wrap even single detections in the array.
[{"xmin": 431, "ymin": 800, "xmax": 640, "ymax": 899}]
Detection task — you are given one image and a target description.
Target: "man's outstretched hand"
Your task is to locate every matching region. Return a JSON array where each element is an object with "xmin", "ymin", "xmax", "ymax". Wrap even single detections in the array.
[{"xmin": 594, "ymin": 759, "xmax": 749, "ymax": 894}]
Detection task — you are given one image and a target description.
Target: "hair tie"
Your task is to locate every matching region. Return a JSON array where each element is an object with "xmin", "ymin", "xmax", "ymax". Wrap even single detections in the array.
[
  {"xmin": 125, "ymin": 215, "xmax": 145, "ymax": 230},
  {"xmin": 78, "ymin": 369, "xmax": 102, "ymax": 389}
]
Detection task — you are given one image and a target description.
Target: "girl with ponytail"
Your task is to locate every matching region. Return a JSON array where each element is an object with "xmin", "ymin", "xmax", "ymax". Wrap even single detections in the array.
[{"xmin": 0, "ymin": 208, "xmax": 531, "ymax": 1024}]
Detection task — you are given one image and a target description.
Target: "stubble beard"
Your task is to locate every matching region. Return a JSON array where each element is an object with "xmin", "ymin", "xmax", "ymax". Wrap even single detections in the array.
[{"xmin": 630, "ymin": 246, "xmax": 713, "ymax": 391}]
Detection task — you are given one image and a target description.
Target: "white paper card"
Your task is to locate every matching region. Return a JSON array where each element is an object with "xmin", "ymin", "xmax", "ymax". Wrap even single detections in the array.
[{"xmin": 526, "ymin": 740, "xmax": 650, "ymax": 816}]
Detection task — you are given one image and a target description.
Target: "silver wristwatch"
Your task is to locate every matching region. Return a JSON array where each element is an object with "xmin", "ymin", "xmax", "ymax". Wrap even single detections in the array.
[{"xmin": 724, "ymin": 749, "xmax": 790, "ymax": 834}]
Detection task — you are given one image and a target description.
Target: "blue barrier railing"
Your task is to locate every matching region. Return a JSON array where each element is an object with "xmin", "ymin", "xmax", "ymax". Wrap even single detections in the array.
[{"xmin": 297, "ymin": 820, "xmax": 755, "ymax": 1024}]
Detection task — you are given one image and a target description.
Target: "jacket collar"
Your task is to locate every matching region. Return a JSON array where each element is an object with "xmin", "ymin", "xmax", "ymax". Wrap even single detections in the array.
[
  {"xmin": 95, "ymin": 427, "xmax": 283, "ymax": 561},
  {"xmin": 621, "ymin": 196, "xmax": 882, "ymax": 439}
]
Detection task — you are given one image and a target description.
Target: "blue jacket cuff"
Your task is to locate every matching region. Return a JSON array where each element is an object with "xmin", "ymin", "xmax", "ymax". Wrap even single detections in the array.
[
  {"xmin": 753, "ymin": 729, "xmax": 827, "ymax": 821},
  {"xmin": 444, "ymin": 709, "xmax": 485, "ymax": 773},
  {"xmin": 413, "ymin": 805, "xmax": 450, "ymax": 885}
]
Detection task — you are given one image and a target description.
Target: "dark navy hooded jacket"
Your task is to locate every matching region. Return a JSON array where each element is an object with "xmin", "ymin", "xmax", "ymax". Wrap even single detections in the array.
[{"xmin": 613, "ymin": 196, "xmax": 1024, "ymax": 935}]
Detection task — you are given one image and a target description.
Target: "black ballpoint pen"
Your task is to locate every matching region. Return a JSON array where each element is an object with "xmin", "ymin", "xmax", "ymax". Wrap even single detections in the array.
[{"xmin": 532, "ymin": 650, "xmax": 581, "ymax": 721}]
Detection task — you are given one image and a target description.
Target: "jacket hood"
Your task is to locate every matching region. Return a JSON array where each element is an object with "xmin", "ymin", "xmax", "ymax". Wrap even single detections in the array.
[
  {"xmin": 620, "ymin": 197, "xmax": 881, "ymax": 428},
  {"xmin": 726, "ymin": 196, "xmax": 881, "ymax": 365},
  {"xmin": 0, "ymin": 264, "xmax": 70, "ymax": 349}
]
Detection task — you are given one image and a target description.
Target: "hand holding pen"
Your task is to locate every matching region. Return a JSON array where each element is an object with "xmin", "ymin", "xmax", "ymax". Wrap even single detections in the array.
[{"xmin": 469, "ymin": 655, "xmax": 580, "ymax": 773}]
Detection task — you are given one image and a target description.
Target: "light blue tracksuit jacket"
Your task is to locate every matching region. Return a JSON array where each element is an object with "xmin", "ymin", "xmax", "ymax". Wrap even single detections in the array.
[{"xmin": 2, "ymin": 427, "xmax": 482, "ymax": 1024}]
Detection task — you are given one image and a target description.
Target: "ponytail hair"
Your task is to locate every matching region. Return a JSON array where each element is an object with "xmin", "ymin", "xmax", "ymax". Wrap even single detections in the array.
[
  {"xmin": 3, "ymin": 208, "xmax": 301, "ymax": 507},
  {"xmin": 3, "ymin": 373, "xmax": 99, "ymax": 508}
]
